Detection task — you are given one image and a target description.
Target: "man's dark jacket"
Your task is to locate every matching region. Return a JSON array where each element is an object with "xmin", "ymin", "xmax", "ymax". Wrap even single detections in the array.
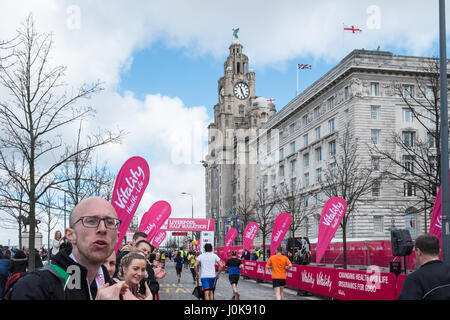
[
  {"xmin": 398, "ymin": 260, "xmax": 450, "ymax": 300},
  {"xmin": 8, "ymin": 248, "xmax": 114, "ymax": 300}
]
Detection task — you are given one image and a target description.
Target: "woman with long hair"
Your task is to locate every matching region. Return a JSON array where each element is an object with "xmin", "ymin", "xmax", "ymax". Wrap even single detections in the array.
[
  {"xmin": 118, "ymin": 251, "xmax": 153, "ymax": 300},
  {"xmin": 174, "ymin": 252, "xmax": 183, "ymax": 283}
]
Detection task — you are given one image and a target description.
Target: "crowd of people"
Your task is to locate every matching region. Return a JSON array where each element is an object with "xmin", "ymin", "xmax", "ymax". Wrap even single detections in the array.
[{"xmin": 1, "ymin": 196, "xmax": 449, "ymax": 300}]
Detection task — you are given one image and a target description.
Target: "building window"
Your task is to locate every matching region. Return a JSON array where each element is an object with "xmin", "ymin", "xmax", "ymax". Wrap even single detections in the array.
[
  {"xmin": 290, "ymin": 141, "xmax": 296, "ymax": 154},
  {"xmin": 303, "ymin": 196, "xmax": 309, "ymax": 207},
  {"xmin": 372, "ymin": 181, "xmax": 380, "ymax": 197},
  {"xmin": 314, "ymin": 107, "xmax": 321, "ymax": 119},
  {"xmin": 402, "ymin": 84, "xmax": 414, "ymax": 98},
  {"xmin": 370, "ymin": 82, "xmax": 379, "ymax": 96},
  {"xmin": 428, "ymin": 132, "xmax": 436, "ymax": 148},
  {"xmin": 304, "ymin": 173, "xmax": 310, "ymax": 187},
  {"xmin": 371, "ymin": 106, "xmax": 380, "ymax": 120},
  {"xmin": 426, "ymin": 86, "xmax": 434, "ymax": 101},
  {"xmin": 404, "ymin": 182, "xmax": 416, "ymax": 197},
  {"xmin": 330, "ymin": 162, "xmax": 337, "ymax": 177},
  {"xmin": 373, "ymin": 216, "xmax": 383, "ymax": 233},
  {"xmin": 371, "ymin": 129, "xmax": 380, "ymax": 145},
  {"xmin": 328, "ymin": 118, "xmax": 335, "ymax": 133},
  {"xmin": 315, "ymin": 147, "xmax": 322, "ymax": 161},
  {"xmin": 303, "ymin": 153, "xmax": 310, "ymax": 167},
  {"xmin": 289, "ymin": 122, "xmax": 296, "ymax": 135},
  {"xmin": 302, "ymin": 114, "xmax": 309, "ymax": 126},
  {"xmin": 371, "ymin": 157, "xmax": 380, "ymax": 171},
  {"xmin": 279, "ymin": 165, "xmax": 285, "ymax": 177},
  {"xmin": 302, "ymin": 134, "xmax": 308, "ymax": 147},
  {"xmin": 344, "ymin": 109, "xmax": 350, "ymax": 123},
  {"xmin": 327, "ymin": 97, "xmax": 335, "ymax": 111},
  {"xmin": 428, "ymin": 110, "xmax": 436, "ymax": 123},
  {"xmin": 279, "ymin": 148, "xmax": 284, "ymax": 159},
  {"xmin": 403, "ymin": 155, "xmax": 415, "ymax": 173},
  {"xmin": 402, "ymin": 108, "xmax": 414, "ymax": 123},
  {"xmin": 316, "ymin": 167, "xmax": 322, "ymax": 183},
  {"xmin": 344, "ymin": 86, "xmax": 349, "ymax": 100},
  {"xmin": 402, "ymin": 131, "xmax": 415, "ymax": 147},
  {"xmin": 329, "ymin": 140, "xmax": 336, "ymax": 156},
  {"xmin": 225, "ymin": 119, "xmax": 229, "ymax": 127},
  {"xmin": 290, "ymin": 159, "xmax": 296, "ymax": 174},
  {"xmin": 315, "ymin": 126, "xmax": 321, "ymax": 140}
]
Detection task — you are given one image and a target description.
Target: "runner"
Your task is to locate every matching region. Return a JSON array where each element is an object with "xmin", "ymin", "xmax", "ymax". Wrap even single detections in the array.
[
  {"xmin": 194, "ymin": 243, "xmax": 224, "ymax": 300},
  {"xmin": 188, "ymin": 251, "xmax": 197, "ymax": 284},
  {"xmin": 266, "ymin": 246, "xmax": 292, "ymax": 300},
  {"xmin": 225, "ymin": 251, "xmax": 243, "ymax": 300},
  {"xmin": 174, "ymin": 252, "xmax": 183, "ymax": 283}
]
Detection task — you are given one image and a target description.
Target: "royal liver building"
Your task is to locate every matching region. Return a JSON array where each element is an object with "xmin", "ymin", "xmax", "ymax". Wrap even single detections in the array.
[{"xmin": 204, "ymin": 41, "xmax": 449, "ymax": 247}]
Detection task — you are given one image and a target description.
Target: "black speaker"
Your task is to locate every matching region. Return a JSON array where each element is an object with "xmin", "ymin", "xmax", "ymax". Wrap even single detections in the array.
[{"xmin": 391, "ymin": 229, "xmax": 413, "ymax": 256}]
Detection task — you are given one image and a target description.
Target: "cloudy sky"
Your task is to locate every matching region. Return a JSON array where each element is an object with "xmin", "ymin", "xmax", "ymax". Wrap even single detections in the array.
[{"xmin": 0, "ymin": 0, "xmax": 446, "ymax": 246}]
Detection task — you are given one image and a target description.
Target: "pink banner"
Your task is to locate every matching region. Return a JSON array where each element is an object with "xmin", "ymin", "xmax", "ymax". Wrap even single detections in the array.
[
  {"xmin": 270, "ymin": 212, "xmax": 292, "ymax": 256},
  {"xmin": 222, "ymin": 228, "xmax": 238, "ymax": 260},
  {"xmin": 139, "ymin": 200, "xmax": 172, "ymax": 242},
  {"xmin": 243, "ymin": 222, "xmax": 259, "ymax": 251},
  {"xmin": 242, "ymin": 261, "xmax": 258, "ymax": 278},
  {"xmin": 286, "ymin": 264, "xmax": 301, "ymax": 289},
  {"xmin": 165, "ymin": 218, "xmax": 214, "ymax": 231},
  {"xmin": 150, "ymin": 229, "xmax": 166, "ymax": 248},
  {"xmin": 316, "ymin": 197, "xmax": 347, "ymax": 264},
  {"xmin": 429, "ymin": 171, "xmax": 450, "ymax": 243},
  {"xmin": 298, "ymin": 266, "xmax": 337, "ymax": 297},
  {"xmin": 112, "ymin": 156, "xmax": 150, "ymax": 253},
  {"xmin": 334, "ymin": 269, "xmax": 397, "ymax": 300}
]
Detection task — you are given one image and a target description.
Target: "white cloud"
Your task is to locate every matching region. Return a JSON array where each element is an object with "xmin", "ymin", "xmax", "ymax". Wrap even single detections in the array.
[{"xmin": 0, "ymin": 0, "xmax": 446, "ymax": 245}]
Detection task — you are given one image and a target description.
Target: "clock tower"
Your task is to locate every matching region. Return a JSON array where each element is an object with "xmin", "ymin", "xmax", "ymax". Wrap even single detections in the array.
[{"xmin": 204, "ymin": 38, "xmax": 275, "ymax": 249}]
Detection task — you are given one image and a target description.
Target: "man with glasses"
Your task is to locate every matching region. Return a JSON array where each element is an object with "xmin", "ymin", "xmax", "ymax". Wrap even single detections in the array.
[{"xmin": 9, "ymin": 197, "xmax": 129, "ymax": 300}]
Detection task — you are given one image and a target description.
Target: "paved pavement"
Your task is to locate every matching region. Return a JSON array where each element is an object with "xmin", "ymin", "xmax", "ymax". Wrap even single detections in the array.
[{"xmin": 158, "ymin": 260, "xmax": 322, "ymax": 300}]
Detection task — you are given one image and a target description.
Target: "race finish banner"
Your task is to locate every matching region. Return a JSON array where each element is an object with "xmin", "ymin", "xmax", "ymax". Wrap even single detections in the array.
[{"xmin": 164, "ymin": 218, "xmax": 214, "ymax": 231}]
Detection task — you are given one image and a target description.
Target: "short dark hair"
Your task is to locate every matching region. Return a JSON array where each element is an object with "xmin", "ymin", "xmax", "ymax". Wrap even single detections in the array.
[
  {"xmin": 204, "ymin": 243, "xmax": 213, "ymax": 252},
  {"xmin": 276, "ymin": 246, "xmax": 283, "ymax": 253},
  {"xmin": 133, "ymin": 232, "xmax": 148, "ymax": 241},
  {"xmin": 415, "ymin": 234, "xmax": 440, "ymax": 256},
  {"xmin": 135, "ymin": 240, "xmax": 151, "ymax": 248}
]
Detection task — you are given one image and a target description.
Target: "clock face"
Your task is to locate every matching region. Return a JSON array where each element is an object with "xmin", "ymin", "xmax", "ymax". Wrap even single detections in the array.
[{"xmin": 233, "ymin": 82, "xmax": 249, "ymax": 100}]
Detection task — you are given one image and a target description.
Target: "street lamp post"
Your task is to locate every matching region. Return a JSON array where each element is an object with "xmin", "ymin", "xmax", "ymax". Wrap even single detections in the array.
[{"xmin": 181, "ymin": 192, "xmax": 194, "ymax": 243}]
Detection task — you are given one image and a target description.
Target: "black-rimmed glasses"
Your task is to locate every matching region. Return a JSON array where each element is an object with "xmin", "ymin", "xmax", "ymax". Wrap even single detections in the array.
[{"xmin": 72, "ymin": 216, "xmax": 121, "ymax": 230}]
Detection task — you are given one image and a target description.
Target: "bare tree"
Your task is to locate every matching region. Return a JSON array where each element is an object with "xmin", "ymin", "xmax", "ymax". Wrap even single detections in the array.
[
  {"xmin": 253, "ymin": 183, "xmax": 277, "ymax": 261},
  {"xmin": 276, "ymin": 183, "xmax": 313, "ymax": 244},
  {"xmin": 0, "ymin": 155, "xmax": 30, "ymax": 249},
  {"xmin": 58, "ymin": 120, "xmax": 116, "ymax": 209},
  {"xmin": 0, "ymin": 15, "xmax": 123, "ymax": 270},
  {"xmin": 319, "ymin": 123, "xmax": 381, "ymax": 268},
  {"xmin": 235, "ymin": 193, "xmax": 255, "ymax": 246},
  {"xmin": 371, "ymin": 61, "xmax": 444, "ymax": 232}
]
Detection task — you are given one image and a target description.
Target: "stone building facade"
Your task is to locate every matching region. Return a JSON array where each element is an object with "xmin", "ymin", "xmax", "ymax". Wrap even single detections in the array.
[{"xmin": 205, "ymin": 43, "xmax": 448, "ymax": 247}]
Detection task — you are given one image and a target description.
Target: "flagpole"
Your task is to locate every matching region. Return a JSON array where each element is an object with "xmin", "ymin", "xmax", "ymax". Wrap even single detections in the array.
[
  {"xmin": 296, "ymin": 66, "xmax": 299, "ymax": 96},
  {"xmin": 439, "ymin": 0, "xmax": 450, "ymax": 265}
]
